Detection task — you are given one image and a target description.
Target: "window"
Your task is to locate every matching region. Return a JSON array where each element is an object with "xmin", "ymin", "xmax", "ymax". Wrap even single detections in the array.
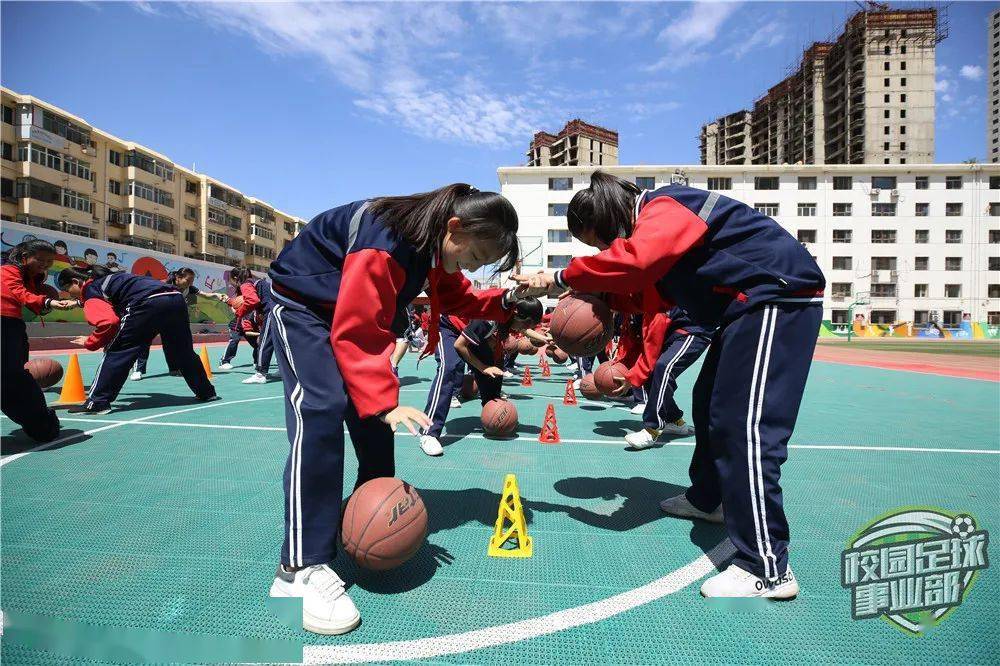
[
  {"xmin": 185, "ymin": 180, "xmax": 198, "ymax": 195},
  {"xmin": 990, "ymin": 312, "xmax": 1000, "ymax": 325},
  {"xmin": 945, "ymin": 230, "xmax": 963, "ymax": 244},
  {"xmin": 108, "ymin": 179, "xmax": 121, "ymax": 195},
  {"xmin": 944, "ymin": 284, "xmax": 962, "ymax": 298},
  {"xmin": 870, "ymin": 310, "xmax": 897, "ymax": 325},
  {"xmin": 901, "ymin": 77, "xmax": 906, "ymax": 87},
  {"xmin": 990, "ymin": 176, "xmax": 1000, "ymax": 189},
  {"xmin": 945, "ymin": 176, "xmax": 963, "ymax": 190},
  {"xmin": 1, "ymin": 177, "xmax": 13, "ymax": 201},
  {"xmin": 62, "ymin": 155, "xmax": 91, "ymax": 181},
  {"xmin": 833, "ymin": 229, "xmax": 852, "ymax": 243},
  {"xmin": 914, "ymin": 284, "xmax": 928, "ymax": 298},
  {"xmin": 945, "ymin": 203, "xmax": 962, "ymax": 216},
  {"xmin": 915, "ymin": 176, "xmax": 928, "ymax": 190},
  {"xmin": 1, "ymin": 141, "xmax": 11, "ymax": 161},
  {"xmin": 184, "ymin": 229, "xmax": 196, "ymax": 243},
  {"xmin": 901, "ymin": 45, "xmax": 906, "ymax": 54},
  {"xmin": 184, "ymin": 205, "xmax": 198, "ymax": 221},
  {"xmin": 107, "ymin": 208, "xmax": 123, "ymax": 226},
  {"xmin": 754, "ymin": 176, "xmax": 779, "ymax": 190},
  {"xmin": 914, "ymin": 311, "xmax": 930, "ymax": 325},
  {"xmin": 872, "ymin": 176, "xmax": 897, "ymax": 190},
  {"xmin": 901, "ymin": 93, "xmax": 907, "ymax": 103},
  {"xmin": 884, "ymin": 93, "xmax": 890, "ymax": 103},
  {"xmin": 884, "ymin": 142, "xmax": 890, "ymax": 151},
  {"xmin": 127, "ymin": 150, "xmax": 174, "ymax": 181},
  {"xmin": 990, "ymin": 257, "xmax": 1000, "ymax": 271},
  {"xmin": 884, "ymin": 126, "xmax": 890, "ymax": 135},
  {"xmin": 871, "ymin": 230, "xmax": 896, "ymax": 244},
  {"xmin": 61, "ymin": 189, "xmax": 92, "ymax": 213},
  {"xmin": 900, "ymin": 126, "xmax": 906, "ymax": 135},
  {"xmin": 884, "ymin": 110, "xmax": 890, "ymax": 119},
  {"xmin": 1, "ymin": 105, "xmax": 13, "ymax": 124},
  {"xmin": 993, "ymin": 203, "xmax": 1000, "ymax": 217},
  {"xmin": 989, "ymin": 284, "xmax": 1000, "ymax": 299},
  {"xmin": 945, "ymin": 257, "xmax": 962, "ymax": 271},
  {"xmin": 797, "ymin": 230, "xmax": 816, "ymax": 243},
  {"xmin": 754, "ymin": 203, "xmax": 779, "ymax": 216},
  {"xmin": 548, "ymin": 178, "xmax": 572, "ymax": 191},
  {"xmin": 548, "ymin": 203, "xmax": 568, "ymax": 216},
  {"xmin": 832, "ymin": 256, "xmax": 852, "ymax": 270},
  {"xmin": 547, "ymin": 255, "xmax": 571, "ymax": 269},
  {"xmin": 547, "ymin": 229, "xmax": 570, "ymax": 243},
  {"xmin": 872, "ymin": 203, "xmax": 896, "ymax": 216},
  {"xmin": 109, "ymin": 149, "xmax": 121, "ymax": 166},
  {"xmin": 831, "ymin": 283, "xmax": 853, "ymax": 298},
  {"xmin": 797, "ymin": 176, "xmax": 816, "ymax": 190},
  {"xmin": 943, "ymin": 310, "xmax": 962, "ymax": 327},
  {"xmin": 900, "ymin": 61, "xmax": 906, "ymax": 71},
  {"xmin": 871, "ymin": 284, "xmax": 897, "ymax": 298},
  {"xmin": 872, "ymin": 257, "xmax": 897, "ymax": 271},
  {"xmin": 900, "ymin": 109, "xmax": 906, "ymax": 119},
  {"xmin": 707, "ymin": 177, "xmax": 732, "ymax": 190},
  {"xmin": 915, "ymin": 203, "xmax": 929, "ymax": 216},
  {"xmin": 915, "ymin": 230, "xmax": 929, "ymax": 244},
  {"xmin": 884, "ymin": 60, "xmax": 890, "ymax": 71},
  {"xmin": 991, "ymin": 230, "xmax": 1000, "ymax": 243},
  {"xmin": 833, "ymin": 176, "xmax": 852, "ymax": 190},
  {"xmin": 797, "ymin": 203, "xmax": 816, "ymax": 216},
  {"xmin": 635, "ymin": 177, "xmax": 655, "ymax": 190},
  {"xmin": 884, "ymin": 77, "xmax": 890, "ymax": 87},
  {"xmin": 833, "ymin": 203, "xmax": 852, "ymax": 216},
  {"xmin": 914, "ymin": 257, "xmax": 929, "ymax": 270},
  {"xmin": 832, "ymin": 310, "xmax": 849, "ymax": 324}
]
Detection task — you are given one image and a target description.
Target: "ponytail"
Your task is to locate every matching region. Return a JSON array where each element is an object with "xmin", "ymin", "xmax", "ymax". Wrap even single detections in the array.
[
  {"xmin": 57, "ymin": 265, "xmax": 108, "ymax": 290},
  {"xmin": 567, "ymin": 170, "xmax": 641, "ymax": 246},
  {"xmin": 230, "ymin": 266, "xmax": 252, "ymax": 284}
]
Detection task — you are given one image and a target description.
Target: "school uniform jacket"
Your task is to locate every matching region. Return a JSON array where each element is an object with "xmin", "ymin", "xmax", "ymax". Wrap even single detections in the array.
[
  {"xmin": 228, "ymin": 280, "xmax": 262, "ymax": 332},
  {"xmin": 269, "ymin": 200, "xmax": 515, "ymax": 419},
  {"xmin": 1, "ymin": 263, "xmax": 54, "ymax": 319},
  {"xmin": 79, "ymin": 273, "xmax": 175, "ymax": 351}
]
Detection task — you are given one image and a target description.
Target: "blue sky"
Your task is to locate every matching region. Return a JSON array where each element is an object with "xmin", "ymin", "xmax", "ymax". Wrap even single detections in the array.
[{"xmin": 1, "ymin": 1, "xmax": 994, "ymax": 219}]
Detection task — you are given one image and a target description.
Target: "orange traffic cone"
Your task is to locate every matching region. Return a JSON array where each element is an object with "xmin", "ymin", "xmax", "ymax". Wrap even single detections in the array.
[
  {"xmin": 199, "ymin": 344, "xmax": 213, "ymax": 380},
  {"xmin": 56, "ymin": 353, "xmax": 86, "ymax": 404},
  {"xmin": 539, "ymin": 403, "xmax": 560, "ymax": 444},
  {"xmin": 521, "ymin": 366, "xmax": 533, "ymax": 387},
  {"xmin": 563, "ymin": 379, "xmax": 578, "ymax": 405},
  {"xmin": 540, "ymin": 360, "xmax": 551, "ymax": 378}
]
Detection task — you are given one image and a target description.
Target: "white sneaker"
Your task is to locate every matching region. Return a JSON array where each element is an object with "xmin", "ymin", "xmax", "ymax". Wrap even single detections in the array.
[
  {"xmin": 629, "ymin": 402, "xmax": 646, "ymax": 415},
  {"xmin": 503, "ymin": 371, "xmax": 514, "ymax": 379},
  {"xmin": 450, "ymin": 396, "xmax": 462, "ymax": 408},
  {"xmin": 660, "ymin": 418, "xmax": 695, "ymax": 436},
  {"xmin": 624, "ymin": 427, "xmax": 661, "ymax": 450},
  {"xmin": 130, "ymin": 371, "xmax": 143, "ymax": 381},
  {"xmin": 419, "ymin": 435, "xmax": 444, "ymax": 457},
  {"xmin": 243, "ymin": 372, "xmax": 267, "ymax": 384},
  {"xmin": 566, "ymin": 363, "xmax": 578, "ymax": 372},
  {"xmin": 500, "ymin": 391, "xmax": 509, "ymax": 400},
  {"xmin": 269, "ymin": 564, "xmax": 361, "ymax": 635},
  {"xmin": 573, "ymin": 378, "xmax": 582, "ymax": 391},
  {"xmin": 658, "ymin": 492, "xmax": 724, "ymax": 524},
  {"xmin": 700, "ymin": 564, "xmax": 799, "ymax": 599},
  {"xmin": 219, "ymin": 362, "xmax": 234, "ymax": 371}
]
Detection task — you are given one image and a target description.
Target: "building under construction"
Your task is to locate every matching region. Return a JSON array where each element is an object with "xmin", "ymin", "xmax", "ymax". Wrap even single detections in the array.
[
  {"xmin": 526, "ymin": 119, "xmax": 618, "ymax": 167},
  {"xmin": 700, "ymin": 5, "xmax": 945, "ymax": 165}
]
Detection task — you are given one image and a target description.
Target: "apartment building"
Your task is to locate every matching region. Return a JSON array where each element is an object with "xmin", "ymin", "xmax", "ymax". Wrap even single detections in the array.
[
  {"xmin": 990, "ymin": 8, "xmax": 1000, "ymax": 163},
  {"xmin": 700, "ymin": 7, "xmax": 942, "ymax": 165},
  {"xmin": 527, "ymin": 120, "xmax": 618, "ymax": 167},
  {"xmin": 0, "ymin": 87, "xmax": 304, "ymax": 274},
  {"xmin": 497, "ymin": 164, "xmax": 1000, "ymax": 325}
]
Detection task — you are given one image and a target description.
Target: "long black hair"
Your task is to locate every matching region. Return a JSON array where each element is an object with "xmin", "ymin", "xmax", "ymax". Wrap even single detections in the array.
[
  {"xmin": 566, "ymin": 171, "xmax": 641, "ymax": 246},
  {"xmin": 368, "ymin": 184, "xmax": 520, "ymax": 273},
  {"xmin": 498, "ymin": 296, "xmax": 543, "ymax": 338},
  {"xmin": 229, "ymin": 266, "xmax": 252, "ymax": 284},
  {"xmin": 57, "ymin": 264, "xmax": 110, "ymax": 289},
  {"xmin": 8, "ymin": 239, "xmax": 56, "ymax": 265}
]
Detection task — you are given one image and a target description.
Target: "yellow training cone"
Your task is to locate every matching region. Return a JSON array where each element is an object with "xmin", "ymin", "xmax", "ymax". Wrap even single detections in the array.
[
  {"xmin": 56, "ymin": 353, "xmax": 86, "ymax": 404},
  {"xmin": 199, "ymin": 344, "xmax": 213, "ymax": 380},
  {"xmin": 488, "ymin": 474, "xmax": 533, "ymax": 558}
]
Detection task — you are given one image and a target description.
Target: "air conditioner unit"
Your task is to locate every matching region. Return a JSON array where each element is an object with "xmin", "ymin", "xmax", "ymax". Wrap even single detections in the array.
[{"xmin": 890, "ymin": 189, "xmax": 899, "ymax": 198}]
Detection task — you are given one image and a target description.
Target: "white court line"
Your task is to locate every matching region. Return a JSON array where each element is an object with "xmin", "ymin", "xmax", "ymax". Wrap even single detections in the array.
[
  {"xmin": 303, "ymin": 538, "xmax": 736, "ymax": 664},
  {"xmin": 31, "ymin": 417, "xmax": 1000, "ymax": 455}
]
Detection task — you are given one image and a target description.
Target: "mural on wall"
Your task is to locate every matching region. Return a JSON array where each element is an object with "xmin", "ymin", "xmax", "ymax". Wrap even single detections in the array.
[{"xmin": 1, "ymin": 220, "xmax": 244, "ymax": 325}]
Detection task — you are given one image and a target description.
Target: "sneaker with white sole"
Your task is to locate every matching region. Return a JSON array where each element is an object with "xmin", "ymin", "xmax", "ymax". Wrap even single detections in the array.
[
  {"xmin": 629, "ymin": 402, "xmax": 646, "ymax": 415},
  {"xmin": 566, "ymin": 363, "xmax": 579, "ymax": 372},
  {"xmin": 573, "ymin": 378, "xmax": 582, "ymax": 391},
  {"xmin": 658, "ymin": 492, "xmax": 724, "ymax": 524},
  {"xmin": 419, "ymin": 435, "xmax": 444, "ymax": 457},
  {"xmin": 130, "ymin": 371, "xmax": 143, "ymax": 381},
  {"xmin": 700, "ymin": 564, "xmax": 799, "ymax": 599},
  {"xmin": 269, "ymin": 564, "xmax": 361, "ymax": 635},
  {"xmin": 243, "ymin": 372, "xmax": 267, "ymax": 384},
  {"xmin": 450, "ymin": 396, "xmax": 461, "ymax": 409},
  {"xmin": 660, "ymin": 418, "xmax": 695, "ymax": 436},
  {"xmin": 67, "ymin": 402, "xmax": 112, "ymax": 416},
  {"xmin": 624, "ymin": 427, "xmax": 661, "ymax": 450},
  {"xmin": 502, "ymin": 371, "xmax": 513, "ymax": 379},
  {"xmin": 218, "ymin": 362, "xmax": 234, "ymax": 371}
]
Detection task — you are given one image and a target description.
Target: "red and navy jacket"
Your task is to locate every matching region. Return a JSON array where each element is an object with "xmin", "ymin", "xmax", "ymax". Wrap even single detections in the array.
[
  {"xmin": 1, "ymin": 262, "xmax": 54, "ymax": 319},
  {"xmin": 228, "ymin": 279, "xmax": 265, "ymax": 332},
  {"xmin": 79, "ymin": 273, "xmax": 175, "ymax": 350},
  {"xmin": 554, "ymin": 184, "xmax": 825, "ymax": 327},
  {"xmin": 269, "ymin": 200, "xmax": 515, "ymax": 419}
]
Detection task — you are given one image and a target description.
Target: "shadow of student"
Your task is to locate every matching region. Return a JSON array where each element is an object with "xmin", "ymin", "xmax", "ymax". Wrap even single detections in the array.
[
  {"xmin": 111, "ymin": 392, "xmax": 214, "ymax": 411},
  {"xmin": 1, "ymin": 428, "xmax": 89, "ymax": 456},
  {"xmin": 592, "ymin": 419, "xmax": 634, "ymax": 438}
]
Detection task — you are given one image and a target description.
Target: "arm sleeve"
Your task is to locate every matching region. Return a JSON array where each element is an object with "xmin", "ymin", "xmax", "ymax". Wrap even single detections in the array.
[
  {"xmin": 626, "ymin": 312, "xmax": 670, "ymax": 387},
  {"xmin": 83, "ymin": 299, "xmax": 121, "ymax": 351},
  {"xmin": 557, "ymin": 196, "xmax": 708, "ymax": 294},
  {"xmin": 433, "ymin": 267, "xmax": 514, "ymax": 322},
  {"xmin": 236, "ymin": 283, "xmax": 260, "ymax": 317},
  {"xmin": 1, "ymin": 266, "xmax": 50, "ymax": 314},
  {"xmin": 460, "ymin": 320, "xmax": 488, "ymax": 347},
  {"xmin": 330, "ymin": 249, "xmax": 407, "ymax": 419}
]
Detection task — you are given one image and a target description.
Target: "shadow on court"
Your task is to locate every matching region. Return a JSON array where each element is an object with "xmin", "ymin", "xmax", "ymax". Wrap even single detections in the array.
[{"xmin": 1, "ymin": 428, "xmax": 89, "ymax": 456}]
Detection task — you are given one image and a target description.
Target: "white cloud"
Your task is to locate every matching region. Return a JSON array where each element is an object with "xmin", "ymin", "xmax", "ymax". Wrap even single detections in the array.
[
  {"xmin": 960, "ymin": 65, "xmax": 984, "ymax": 80},
  {"xmin": 936, "ymin": 78, "xmax": 951, "ymax": 93},
  {"xmin": 624, "ymin": 101, "xmax": 682, "ymax": 119},
  {"xmin": 723, "ymin": 13, "xmax": 787, "ymax": 60},
  {"xmin": 659, "ymin": 1, "xmax": 740, "ymax": 46}
]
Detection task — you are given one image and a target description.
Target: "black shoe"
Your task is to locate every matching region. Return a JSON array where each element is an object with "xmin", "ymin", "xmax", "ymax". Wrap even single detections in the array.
[
  {"xmin": 169, "ymin": 370, "xmax": 182, "ymax": 377},
  {"xmin": 67, "ymin": 403, "xmax": 112, "ymax": 415},
  {"xmin": 196, "ymin": 394, "xmax": 221, "ymax": 403}
]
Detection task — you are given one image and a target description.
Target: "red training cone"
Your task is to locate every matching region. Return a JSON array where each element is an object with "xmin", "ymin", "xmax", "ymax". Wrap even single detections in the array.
[
  {"xmin": 521, "ymin": 366, "xmax": 533, "ymax": 387},
  {"xmin": 539, "ymin": 403, "xmax": 561, "ymax": 444},
  {"xmin": 541, "ymin": 360, "xmax": 551, "ymax": 378},
  {"xmin": 563, "ymin": 379, "xmax": 578, "ymax": 405}
]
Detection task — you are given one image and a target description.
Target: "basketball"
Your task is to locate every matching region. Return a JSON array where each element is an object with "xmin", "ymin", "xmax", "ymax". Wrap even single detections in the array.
[
  {"xmin": 461, "ymin": 374, "xmax": 479, "ymax": 401},
  {"xmin": 481, "ymin": 398, "xmax": 518, "ymax": 436},
  {"xmin": 548, "ymin": 347, "xmax": 569, "ymax": 364},
  {"xmin": 503, "ymin": 337, "xmax": 519, "ymax": 355},
  {"xmin": 549, "ymin": 294, "xmax": 612, "ymax": 356},
  {"xmin": 579, "ymin": 373, "xmax": 602, "ymax": 399},
  {"xmin": 341, "ymin": 478, "xmax": 428, "ymax": 571},
  {"xmin": 517, "ymin": 337, "xmax": 535, "ymax": 355},
  {"xmin": 595, "ymin": 362, "xmax": 629, "ymax": 396},
  {"xmin": 24, "ymin": 358, "xmax": 63, "ymax": 389}
]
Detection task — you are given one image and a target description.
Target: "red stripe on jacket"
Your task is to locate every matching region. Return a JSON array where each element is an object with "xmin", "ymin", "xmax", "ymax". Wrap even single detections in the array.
[
  {"xmin": 626, "ymin": 312, "xmax": 670, "ymax": 388},
  {"xmin": 1, "ymin": 264, "xmax": 49, "ymax": 319}
]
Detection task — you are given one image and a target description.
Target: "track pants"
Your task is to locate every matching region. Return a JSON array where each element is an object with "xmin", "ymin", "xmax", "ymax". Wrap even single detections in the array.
[
  {"xmin": 270, "ymin": 297, "xmax": 394, "ymax": 567},
  {"xmin": 469, "ymin": 348, "xmax": 503, "ymax": 405},
  {"xmin": 86, "ymin": 293, "xmax": 216, "ymax": 410},
  {"xmin": 422, "ymin": 325, "xmax": 465, "ymax": 438},
  {"xmin": 641, "ymin": 332, "xmax": 711, "ymax": 430},
  {"xmin": 685, "ymin": 303, "xmax": 821, "ymax": 580},
  {"xmin": 219, "ymin": 325, "xmax": 242, "ymax": 364},
  {"xmin": 1, "ymin": 317, "xmax": 60, "ymax": 442},
  {"xmin": 254, "ymin": 282, "xmax": 275, "ymax": 374},
  {"xmin": 134, "ymin": 340, "xmax": 178, "ymax": 374}
]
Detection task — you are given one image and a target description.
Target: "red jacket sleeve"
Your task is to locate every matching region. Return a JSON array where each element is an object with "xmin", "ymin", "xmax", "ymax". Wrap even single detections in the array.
[
  {"xmin": 432, "ymin": 267, "xmax": 513, "ymax": 322},
  {"xmin": 330, "ymin": 249, "xmax": 407, "ymax": 419},
  {"xmin": 626, "ymin": 312, "xmax": 670, "ymax": 387},
  {"xmin": 235, "ymin": 283, "xmax": 260, "ymax": 318},
  {"xmin": 559, "ymin": 196, "xmax": 708, "ymax": 294},
  {"xmin": 1, "ymin": 264, "xmax": 50, "ymax": 315},
  {"xmin": 83, "ymin": 299, "xmax": 120, "ymax": 351}
]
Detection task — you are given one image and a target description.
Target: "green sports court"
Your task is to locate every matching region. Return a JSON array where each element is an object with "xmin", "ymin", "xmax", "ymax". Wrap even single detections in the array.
[{"xmin": 2, "ymin": 344, "xmax": 998, "ymax": 665}]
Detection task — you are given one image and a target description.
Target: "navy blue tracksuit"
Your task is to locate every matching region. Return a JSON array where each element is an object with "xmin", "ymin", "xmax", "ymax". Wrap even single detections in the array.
[
  {"xmin": 81, "ymin": 273, "xmax": 216, "ymax": 410},
  {"xmin": 422, "ymin": 315, "xmax": 467, "ymax": 439},
  {"xmin": 459, "ymin": 320, "xmax": 505, "ymax": 404},
  {"xmin": 219, "ymin": 316, "xmax": 243, "ymax": 364},
  {"xmin": 135, "ymin": 282, "xmax": 200, "ymax": 374},
  {"xmin": 554, "ymin": 184, "xmax": 825, "ymax": 581},
  {"xmin": 641, "ymin": 310, "xmax": 712, "ymax": 430},
  {"xmin": 251, "ymin": 279, "xmax": 275, "ymax": 375}
]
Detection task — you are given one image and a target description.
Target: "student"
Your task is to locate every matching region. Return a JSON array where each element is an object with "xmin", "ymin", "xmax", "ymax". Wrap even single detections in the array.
[
  {"xmin": 59, "ymin": 266, "xmax": 218, "ymax": 414},
  {"xmin": 217, "ymin": 311, "xmax": 244, "ymax": 370},
  {"xmin": 227, "ymin": 267, "xmax": 275, "ymax": 384},
  {"xmin": 512, "ymin": 171, "xmax": 824, "ymax": 599},
  {"xmin": 419, "ymin": 312, "xmax": 469, "ymax": 455},
  {"xmin": 1, "ymin": 240, "xmax": 78, "ymax": 441},
  {"xmin": 265, "ymin": 184, "xmax": 519, "ymax": 635}
]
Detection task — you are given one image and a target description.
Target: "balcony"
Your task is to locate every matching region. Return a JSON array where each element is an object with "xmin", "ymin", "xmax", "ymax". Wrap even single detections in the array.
[
  {"xmin": 18, "ymin": 160, "xmax": 93, "ymax": 193},
  {"xmin": 208, "ymin": 196, "xmax": 229, "ymax": 210},
  {"xmin": 18, "ymin": 197, "xmax": 92, "ymax": 227}
]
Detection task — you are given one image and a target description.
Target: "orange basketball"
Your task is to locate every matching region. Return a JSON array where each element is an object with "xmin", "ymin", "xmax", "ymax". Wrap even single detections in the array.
[
  {"xmin": 549, "ymin": 294, "xmax": 612, "ymax": 356},
  {"xmin": 481, "ymin": 398, "xmax": 518, "ymax": 437},
  {"xmin": 341, "ymin": 478, "xmax": 427, "ymax": 571},
  {"xmin": 24, "ymin": 358, "xmax": 63, "ymax": 389},
  {"xmin": 548, "ymin": 347, "xmax": 569, "ymax": 364},
  {"xmin": 579, "ymin": 373, "xmax": 603, "ymax": 400},
  {"xmin": 517, "ymin": 337, "xmax": 535, "ymax": 355},
  {"xmin": 594, "ymin": 362, "xmax": 629, "ymax": 396},
  {"xmin": 502, "ymin": 337, "xmax": 519, "ymax": 355}
]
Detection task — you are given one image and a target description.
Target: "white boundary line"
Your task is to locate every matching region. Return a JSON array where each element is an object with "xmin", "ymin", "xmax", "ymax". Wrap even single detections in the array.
[{"xmin": 303, "ymin": 538, "xmax": 736, "ymax": 664}]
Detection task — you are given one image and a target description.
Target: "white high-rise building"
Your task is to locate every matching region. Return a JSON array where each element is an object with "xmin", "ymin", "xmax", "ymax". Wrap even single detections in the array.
[
  {"xmin": 989, "ymin": 9, "xmax": 1000, "ymax": 163},
  {"xmin": 497, "ymin": 164, "xmax": 1000, "ymax": 326}
]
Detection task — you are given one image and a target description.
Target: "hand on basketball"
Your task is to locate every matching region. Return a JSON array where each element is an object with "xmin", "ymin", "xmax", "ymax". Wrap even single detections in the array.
[
  {"xmin": 610, "ymin": 376, "xmax": 632, "ymax": 397},
  {"xmin": 49, "ymin": 299, "xmax": 80, "ymax": 311},
  {"xmin": 381, "ymin": 406, "xmax": 431, "ymax": 436},
  {"xmin": 483, "ymin": 366, "xmax": 504, "ymax": 379},
  {"xmin": 509, "ymin": 272, "xmax": 559, "ymax": 298},
  {"xmin": 69, "ymin": 335, "xmax": 89, "ymax": 347}
]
